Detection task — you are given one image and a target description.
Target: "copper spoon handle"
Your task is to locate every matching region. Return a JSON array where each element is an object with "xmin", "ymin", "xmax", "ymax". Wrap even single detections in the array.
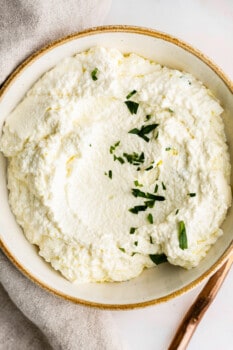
[{"xmin": 168, "ymin": 252, "xmax": 233, "ymax": 350}]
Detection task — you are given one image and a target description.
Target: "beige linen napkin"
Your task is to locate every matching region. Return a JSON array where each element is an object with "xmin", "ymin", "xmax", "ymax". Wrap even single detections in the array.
[
  {"xmin": 0, "ymin": 253, "xmax": 121, "ymax": 350},
  {"xmin": 0, "ymin": 0, "xmax": 111, "ymax": 83},
  {"xmin": 0, "ymin": 1, "xmax": 124, "ymax": 349}
]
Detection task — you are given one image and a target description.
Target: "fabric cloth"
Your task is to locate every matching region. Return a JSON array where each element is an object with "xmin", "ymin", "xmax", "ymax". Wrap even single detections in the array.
[
  {"xmin": 0, "ymin": 253, "xmax": 122, "ymax": 350},
  {"xmin": 0, "ymin": 1, "xmax": 123, "ymax": 349},
  {"xmin": 0, "ymin": 0, "xmax": 111, "ymax": 83}
]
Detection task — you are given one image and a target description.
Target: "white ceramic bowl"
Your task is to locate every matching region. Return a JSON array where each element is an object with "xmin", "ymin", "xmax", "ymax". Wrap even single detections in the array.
[{"xmin": 0, "ymin": 26, "xmax": 232, "ymax": 308}]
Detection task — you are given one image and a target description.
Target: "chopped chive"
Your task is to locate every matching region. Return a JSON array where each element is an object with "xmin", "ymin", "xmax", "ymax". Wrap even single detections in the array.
[
  {"xmin": 165, "ymin": 147, "xmax": 171, "ymax": 151},
  {"xmin": 145, "ymin": 165, "xmax": 153, "ymax": 171},
  {"xmin": 131, "ymin": 188, "xmax": 147, "ymax": 198},
  {"xmin": 130, "ymin": 227, "xmax": 136, "ymax": 234},
  {"xmin": 131, "ymin": 252, "xmax": 137, "ymax": 256},
  {"xmin": 154, "ymin": 184, "xmax": 158, "ymax": 193},
  {"xmin": 129, "ymin": 124, "xmax": 159, "ymax": 143},
  {"xmin": 140, "ymin": 124, "xmax": 159, "ymax": 135},
  {"xmin": 134, "ymin": 241, "xmax": 138, "ymax": 246},
  {"xmin": 149, "ymin": 236, "xmax": 153, "ymax": 244},
  {"xmin": 129, "ymin": 205, "xmax": 147, "ymax": 214},
  {"xmin": 89, "ymin": 144, "xmax": 92, "ymax": 147},
  {"xmin": 91, "ymin": 67, "xmax": 98, "ymax": 81},
  {"xmin": 134, "ymin": 180, "xmax": 143, "ymax": 187},
  {"xmin": 137, "ymin": 167, "xmax": 141, "ymax": 171},
  {"xmin": 113, "ymin": 155, "xmax": 125, "ymax": 164},
  {"xmin": 146, "ymin": 193, "xmax": 166, "ymax": 201},
  {"xmin": 188, "ymin": 81, "xmax": 192, "ymax": 85},
  {"xmin": 155, "ymin": 131, "xmax": 159, "ymax": 140},
  {"xmin": 118, "ymin": 157, "xmax": 125, "ymax": 164},
  {"xmin": 124, "ymin": 100, "xmax": 139, "ymax": 114},
  {"xmin": 114, "ymin": 140, "xmax": 120, "ymax": 147},
  {"xmin": 105, "ymin": 170, "xmax": 113, "ymax": 179},
  {"xmin": 178, "ymin": 221, "xmax": 188, "ymax": 250},
  {"xmin": 123, "ymin": 152, "xmax": 144, "ymax": 166},
  {"xmin": 162, "ymin": 182, "xmax": 166, "ymax": 190},
  {"xmin": 132, "ymin": 188, "xmax": 165, "ymax": 202},
  {"xmin": 126, "ymin": 90, "xmax": 137, "ymax": 99},
  {"xmin": 175, "ymin": 209, "xmax": 179, "ymax": 215},
  {"xmin": 129, "ymin": 129, "xmax": 149, "ymax": 142},
  {"xmin": 129, "ymin": 189, "xmax": 165, "ymax": 213},
  {"xmin": 188, "ymin": 193, "xmax": 196, "ymax": 197},
  {"xmin": 119, "ymin": 247, "xmax": 125, "ymax": 253},
  {"xmin": 145, "ymin": 114, "xmax": 151, "ymax": 121},
  {"xmin": 109, "ymin": 140, "xmax": 120, "ymax": 154},
  {"xmin": 168, "ymin": 108, "xmax": 174, "ymax": 113},
  {"xmin": 144, "ymin": 200, "xmax": 155, "ymax": 208},
  {"xmin": 147, "ymin": 213, "xmax": 153, "ymax": 224},
  {"xmin": 149, "ymin": 253, "xmax": 167, "ymax": 265}
]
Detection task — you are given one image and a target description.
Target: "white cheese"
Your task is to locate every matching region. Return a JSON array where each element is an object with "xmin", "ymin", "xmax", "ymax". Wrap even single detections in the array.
[{"xmin": 0, "ymin": 47, "xmax": 231, "ymax": 282}]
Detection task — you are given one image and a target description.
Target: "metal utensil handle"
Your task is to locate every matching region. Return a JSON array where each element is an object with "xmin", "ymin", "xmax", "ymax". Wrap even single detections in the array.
[{"xmin": 168, "ymin": 252, "xmax": 233, "ymax": 350}]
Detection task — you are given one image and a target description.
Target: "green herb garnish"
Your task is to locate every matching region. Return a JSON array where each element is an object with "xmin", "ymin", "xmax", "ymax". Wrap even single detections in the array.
[
  {"xmin": 144, "ymin": 200, "xmax": 155, "ymax": 208},
  {"xmin": 154, "ymin": 184, "xmax": 158, "ymax": 193},
  {"xmin": 155, "ymin": 131, "xmax": 159, "ymax": 140},
  {"xmin": 145, "ymin": 114, "xmax": 151, "ymax": 121},
  {"xmin": 132, "ymin": 188, "xmax": 165, "ymax": 202},
  {"xmin": 131, "ymin": 252, "xmax": 137, "ymax": 257},
  {"xmin": 110, "ymin": 141, "xmax": 120, "ymax": 154},
  {"xmin": 126, "ymin": 90, "xmax": 137, "ymax": 99},
  {"xmin": 134, "ymin": 241, "xmax": 138, "ymax": 246},
  {"xmin": 162, "ymin": 182, "xmax": 166, "ymax": 190},
  {"xmin": 129, "ymin": 189, "xmax": 165, "ymax": 214},
  {"xmin": 129, "ymin": 205, "xmax": 147, "ymax": 214},
  {"xmin": 145, "ymin": 165, "xmax": 153, "ymax": 171},
  {"xmin": 165, "ymin": 147, "xmax": 171, "ymax": 151},
  {"xmin": 104, "ymin": 170, "xmax": 112, "ymax": 179},
  {"xmin": 113, "ymin": 155, "xmax": 125, "ymax": 164},
  {"xmin": 131, "ymin": 188, "xmax": 147, "ymax": 198},
  {"xmin": 124, "ymin": 101, "xmax": 139, "ymax": 114},
  {"xmin": 134, "ymin": 180, "xmax": 143, "ymax": 187},
  {"xmin": 146, "ymin": 194, "xmax": 165, "ymax": 201},
  {"xmin": 175, "ymin": 209, "xmax": 179, "ymax": 215},
  {"xmin": 178, "ymin": 221, "xmax": 188, "ymax": 250},
  {"xmin": 149, "ymin": 253, "xmax": 167, "ymax": 265},
  {"xmin": 149, "ymin": 236, "xmax": 153, "ymax": 244},
  {"xmin": 129, "ymin": 123, "xmax": 159, "ymax": 142},
  {"xmin": 91, "ymin": 67, "xmax": 98, "ymax": 81},
  {"xmin": 147, "ymin": 213, "xmax": 153, "ymax": 224},
  {"xmin": 123, "ymin": 152, "xmax": 144, "ymax": 166},
  {"xmin": 119, "ymin": 247, "xmax": 125, "ymax": 253},
  {"xmin": 188, "ymin": 193, "xmax": 196, "ymax": 197},
  {"xmin": 130, "ymin": 227, "xmax": 137, "ymax": 234}
]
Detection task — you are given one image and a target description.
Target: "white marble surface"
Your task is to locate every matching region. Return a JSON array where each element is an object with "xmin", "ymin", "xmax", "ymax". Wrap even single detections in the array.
[{"xmin": 104, "ymin": 1, "xmax": 233, "ymax": 349}]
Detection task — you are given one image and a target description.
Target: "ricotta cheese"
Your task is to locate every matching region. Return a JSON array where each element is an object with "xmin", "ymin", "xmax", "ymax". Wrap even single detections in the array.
[{"xmin": 0, "ymin": 47, "xmax": 231, "ymax": 282}]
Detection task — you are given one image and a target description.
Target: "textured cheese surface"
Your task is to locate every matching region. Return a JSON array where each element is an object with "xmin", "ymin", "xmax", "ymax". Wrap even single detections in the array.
[{"xmin": 0, "ymin": 47, "xmax": 231, "ymax": 282}]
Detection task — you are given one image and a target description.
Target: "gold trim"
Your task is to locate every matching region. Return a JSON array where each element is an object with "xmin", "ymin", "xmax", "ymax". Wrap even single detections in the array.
[{"xmin": 0, "ymin": 25, "xmax": 233, "ymax": 309}]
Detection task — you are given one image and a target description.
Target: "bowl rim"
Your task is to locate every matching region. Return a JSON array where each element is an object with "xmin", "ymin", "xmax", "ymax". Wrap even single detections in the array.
[{"xmin": 0, "ymin": 25, "xmax": 233, "ymax": 309}]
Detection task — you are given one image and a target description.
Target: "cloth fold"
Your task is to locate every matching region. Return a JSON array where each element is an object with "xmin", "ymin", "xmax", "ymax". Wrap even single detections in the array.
[
  {"xmin": 0, "ymin": 252, "xmax": 122, "ymax": 350},
  {"xmin": 0, "ymin": 1, "xmax": 123, "ymax": 349}
]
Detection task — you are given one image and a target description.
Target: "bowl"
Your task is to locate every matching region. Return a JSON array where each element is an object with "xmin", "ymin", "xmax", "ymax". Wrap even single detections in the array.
[{"xmin": 0, "ymin": 26, "xmax": 232, "ymax": 308}]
